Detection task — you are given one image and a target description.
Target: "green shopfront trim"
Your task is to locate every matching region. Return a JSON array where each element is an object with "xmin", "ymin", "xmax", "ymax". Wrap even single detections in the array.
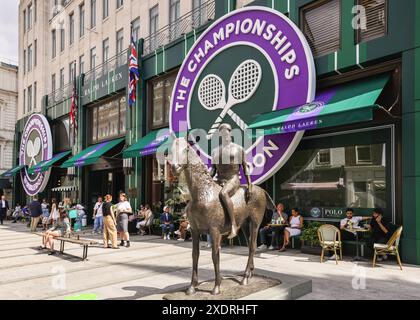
[
  {"xmin": 27, "ymin": 151, "xmax": 72, "ymax": 175},
  {"xmin": 1, "ymin": 165, "xmax": 26, "ymax": 178},
  {"xmin": 249, "ymin": 75, "xmax": 390, "ymax": 135},
  {"xmin": 61, "ymin": 138, "xmax": 125, "ymax": 168}
]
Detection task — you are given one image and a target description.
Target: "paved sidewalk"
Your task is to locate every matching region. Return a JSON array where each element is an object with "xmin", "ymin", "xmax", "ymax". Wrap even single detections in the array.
[{"xmin": 1, "ymin": 221, "xmax": 419, "ymax": 300}]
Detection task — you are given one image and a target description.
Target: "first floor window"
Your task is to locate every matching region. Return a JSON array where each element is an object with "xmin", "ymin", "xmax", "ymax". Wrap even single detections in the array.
[
  {"xmin": 89, "ymin": 95, "xmax": 127, "ymax": 143},
  {"xmin": 27, "ymin": 85, "xmax": 32, "ymax": 112},
  {"xmin": 301, "ymin": 0, "xmax": 340, "ymax": 57},
  {"xmin": 356, "ymin": 0, "xmax": 388, "ymax": 43},
  {"xmin": 150, "ymin": 72, "xmax": 177, "ymax": 128},
  {"xmin": 79, "ymin": 55, "xmax": 85, "ymax": 75}
]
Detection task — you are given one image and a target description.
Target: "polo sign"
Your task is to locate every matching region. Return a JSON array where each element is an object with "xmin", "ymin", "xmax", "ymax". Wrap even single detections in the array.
[
  {"xmin": 170, "ymin": 7, "xmax": 316, "ymax": 184},
  {"xmin": 20, "ymin": 114, "xmax": 53, "ymax": 196}
]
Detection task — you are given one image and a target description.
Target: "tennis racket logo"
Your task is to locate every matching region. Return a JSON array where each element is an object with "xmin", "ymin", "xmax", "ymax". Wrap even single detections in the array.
[
  {"xmin": 26, "ymin": 137, "xmax": 41, "ymax": 167},
  {"xmin": 198, "ymin": 59, "xmax": 262, "ymax": 139}
]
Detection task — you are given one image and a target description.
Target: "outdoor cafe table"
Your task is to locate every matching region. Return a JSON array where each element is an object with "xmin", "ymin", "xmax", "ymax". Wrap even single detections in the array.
[
  {"xmin": 268, "ymin": 224, "xmax": 288, "ymax": 228},
  {"xmin": 344, "ymin": 227, "xmax": 371, "ymax": 261}
]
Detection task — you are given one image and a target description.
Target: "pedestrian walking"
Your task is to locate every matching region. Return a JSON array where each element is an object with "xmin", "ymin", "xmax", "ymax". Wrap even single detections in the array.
[
  {"xmin": 102, "ymin": 194, "xmax": 118, "ymax": 249},
  {"xmin": 29, "ymin": 196, "xmax": 43, "ymax": 232},
  {"xmin": 92, "ymin": 196, "xmax": 104, "ymax": 234}
]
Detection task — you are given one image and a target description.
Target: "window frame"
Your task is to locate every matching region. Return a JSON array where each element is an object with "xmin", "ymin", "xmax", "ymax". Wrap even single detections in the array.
[
  {"xmin": 316, "ymin": 149, "xmax": 331, "ymax": 166},
  {"xmin": 79, "ymin": 3, "xmax": 85, "ymax": 38},
  {"xmin": 148, "ymin": 70, "xmax": 178, "ymax": 130},
  {"xmin": 300, "ymin": 0, "xmax": 342, "ymax": 58},
  {"xmin": 91, "ymin": 0, "xmax": 97, "ymax": 29},
  {"xmin": 52, "ymin": 29, "xmax": 57, "ymax": 59},
  {"xmin": 103, "ymin": 0, "xmax": 109, "ymax": 19},
  {"xmin": 355, "ymin": 0, "xmax": 388, "ymax": 44},
  {"xmin": 88, "ymin": 94, "xmax": 127, "ymax": 144},
  {"xmin": 356, "ymin": 145, "xmax": 373, "ymax": 165},
  {"xmin": 69, "ymin": 12, "xmax": 75, "ymax": 45}
]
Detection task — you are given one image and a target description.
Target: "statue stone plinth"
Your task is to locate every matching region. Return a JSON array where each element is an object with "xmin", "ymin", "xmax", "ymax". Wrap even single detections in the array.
[{"xmin": 163, "ymin": 275, "xmax": 281, "ymax": 301}]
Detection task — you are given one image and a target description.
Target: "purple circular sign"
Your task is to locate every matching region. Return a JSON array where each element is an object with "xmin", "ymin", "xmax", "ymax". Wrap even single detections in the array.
[
  {"xmin": 170, "ymin": 6, "xmax": 316, "ymax": 184},
  {"xmin": 19, "ymin": 114, "xmax": 53, "ymax": 196}
]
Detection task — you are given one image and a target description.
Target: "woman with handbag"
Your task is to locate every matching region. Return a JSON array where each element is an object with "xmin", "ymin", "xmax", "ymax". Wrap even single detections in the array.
[{"xmin": 116, "ymin": 193, "xmax": 133, "ymax": 248}]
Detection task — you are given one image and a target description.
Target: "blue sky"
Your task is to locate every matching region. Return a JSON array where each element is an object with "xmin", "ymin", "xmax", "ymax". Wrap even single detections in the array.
[{"xmin": 0, "ymin": 0, "xmax": 18, "ymax": 64}]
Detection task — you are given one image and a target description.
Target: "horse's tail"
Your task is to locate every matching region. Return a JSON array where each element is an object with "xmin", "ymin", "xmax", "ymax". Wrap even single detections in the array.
[{"xmin": 264, "ymin": 190, "xmax": 276, "ymax": 211}]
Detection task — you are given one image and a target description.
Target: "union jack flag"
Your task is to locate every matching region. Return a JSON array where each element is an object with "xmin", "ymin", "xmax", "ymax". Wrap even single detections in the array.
[
  {"xmin": 128, "ymin": 36, "xmax": 140, "ymax": 108},
  {"xmin": 69, "ymin": 80, "xmax": 78, "ymax": 142}
]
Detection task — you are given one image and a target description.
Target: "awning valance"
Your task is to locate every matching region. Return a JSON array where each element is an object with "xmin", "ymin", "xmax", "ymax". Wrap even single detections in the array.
[
  {"xmin": 51, "ymin": 186, "xmax": 78, "ymax": 192},
  {"xmin": 123, "ymin": 128, "xmax": 171, "ymax": 159},
  {"xmin": 61, "ymin": 138, "xmax": 125, "ymax": 168},
  {"xmin": 0, "ymin": 165, "xmax": 26, "ymax": 178},
  {"xmin": 249, "ymin": 74, "xmax": 390, "ymax": 135},
  {"xmin": 27, "ymin": 151, "xmax": 72, "ymax": 175}
]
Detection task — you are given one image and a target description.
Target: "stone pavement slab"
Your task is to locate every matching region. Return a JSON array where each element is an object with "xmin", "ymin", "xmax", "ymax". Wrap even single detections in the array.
[{"xmin": 1, "ymin": 221, "xmax": 420, "ymax": 300}]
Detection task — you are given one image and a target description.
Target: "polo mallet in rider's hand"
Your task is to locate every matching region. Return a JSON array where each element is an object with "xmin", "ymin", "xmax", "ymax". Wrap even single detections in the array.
[
  {"xmin": 198, "ymin": 59, "xmax": 262, "ymax": 139},
  {"xmin": 26, "ymin": 137, "xmax": 41, "ymax": 167}
]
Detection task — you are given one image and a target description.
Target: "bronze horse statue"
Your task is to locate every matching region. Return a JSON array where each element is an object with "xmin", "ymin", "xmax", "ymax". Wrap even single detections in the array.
[{"xmin": 170, "ymin": 138, "xmax": 275, "ymax": 295}]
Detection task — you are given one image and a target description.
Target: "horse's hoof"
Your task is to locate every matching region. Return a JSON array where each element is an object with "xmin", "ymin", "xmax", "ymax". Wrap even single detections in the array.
[
  {"xmin": 186, "ymin": 286, "xmax": 196, "ymax": 296},
  {"xmin": 211, "ymin": 286, "xmax": 221, "ymax": 295},
  {"xmin": 241, "ymin": 278, "xmax": 249, "ymax": 286}
]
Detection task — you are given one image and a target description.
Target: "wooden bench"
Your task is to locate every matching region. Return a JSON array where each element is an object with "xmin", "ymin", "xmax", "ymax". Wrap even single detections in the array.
[{"xmin": 34, "ymin": 232, "xmax": 98, "ymax": 261}]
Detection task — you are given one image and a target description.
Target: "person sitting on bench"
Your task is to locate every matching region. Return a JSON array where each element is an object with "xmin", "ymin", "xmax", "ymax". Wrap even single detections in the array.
[
  {"xmin": 279, "ymin": 208, "xmax": 303, "ymax": 252},
  {"xmin": 42, "ymin": 211, "xmax": 71, "ymax": 255},
  {"xmin": 137, "ymin": 204, "xmax": 153, "ymax": 235}
]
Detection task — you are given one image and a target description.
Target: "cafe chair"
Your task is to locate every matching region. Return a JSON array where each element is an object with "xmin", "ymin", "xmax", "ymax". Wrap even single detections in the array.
[
  {"xmin": 373, "ymin": 226, "xmax": 403, "ymax": 270},
  {"xmin": 317, "ymin": 224, "xmax": 342, "ymax": 265}
]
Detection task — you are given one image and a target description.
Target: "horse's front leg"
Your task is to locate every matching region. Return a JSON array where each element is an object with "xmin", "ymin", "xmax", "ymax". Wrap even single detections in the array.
[
  {"xmin": 186, "ymin": 230, "xmax": 200, "ymax": 296},
  {"xmin": 210, "ymin": 229, "xmax": 222, "ymax": 295},
  {"xmin": 242, "ymin": 220, "xmax": 258, "ymax": 286}
]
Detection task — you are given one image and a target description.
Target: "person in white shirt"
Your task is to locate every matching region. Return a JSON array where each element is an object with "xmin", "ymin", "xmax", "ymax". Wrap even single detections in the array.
[
  {"xmin": 340, "ymin": 208, "xmax": 370, "ymax": 241},
  {"xmin": 116, "ymin": 193, "xmax": 133, "ymax": 247},
  {"xmin": 92, "ymin": 197, "xmax": 104, "ymax": 234}
]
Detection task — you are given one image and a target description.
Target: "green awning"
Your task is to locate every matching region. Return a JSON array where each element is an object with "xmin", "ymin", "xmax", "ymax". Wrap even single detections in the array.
[
  {"xmin": 61, "ymin": 138, "xmax": 125, "ymax": 168},
  {"xmin": 27, "ymin": 151, "xmax": 72, "ymax": 175},
  {"xmin": 0, "ymin": 165, "xmax": 26, "ymax": 178},
  {"xmin": 249, "ymin": 74, "xmax": 390, "ymax": 135},
  {"xmin": 123, "ymin": 128, "xmax": 171, "ymax": 158}
]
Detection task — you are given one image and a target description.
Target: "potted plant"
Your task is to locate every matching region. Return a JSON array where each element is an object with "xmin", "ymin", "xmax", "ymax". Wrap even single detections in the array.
[{"xmin": 300, "ymin": 221, "xmax": 322, "ymax": 255}]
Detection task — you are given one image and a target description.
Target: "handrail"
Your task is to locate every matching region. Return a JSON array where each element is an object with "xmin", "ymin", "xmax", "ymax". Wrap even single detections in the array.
[
  {"xmin": 50, "ymin": 0, "xmax": 74, "ymax": 22},
  {"xmin": 83, "ymin": 48, "xmax": 129, "ymax": 84},
  {"xmin": 142, "ymin": 0, "xmax": 215, "ymax": 56},
  {"xmin": 46, "ymin": 48, "xmax": 129, "ymax": 107}
]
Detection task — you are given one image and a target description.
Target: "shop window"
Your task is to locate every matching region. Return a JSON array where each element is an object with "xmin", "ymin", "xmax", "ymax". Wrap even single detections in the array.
[
  {"xmin": 301, "ymin": 0, "xmax": 341, "ymax": 57},
  {"xmin": 150, "ymin": 72, "xmax": 177, "ymax": 128},
  {"xmin": 316, "ymin": 149, "xmax": 331, "ymax": 166},
  {"xmin": 356, "ymin": 145, "xmax": 372, "ymax": 164},
  {"xmin": 356, "ymin": 0, "xmax": 387, "ymax": 43},
  {"xmin": 275, "ymin": 130, "xmax": 389, "ymax": 217},
  {"xmin": 89, "ymin": 94, "xmax": 127, "ymax": 144}
]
